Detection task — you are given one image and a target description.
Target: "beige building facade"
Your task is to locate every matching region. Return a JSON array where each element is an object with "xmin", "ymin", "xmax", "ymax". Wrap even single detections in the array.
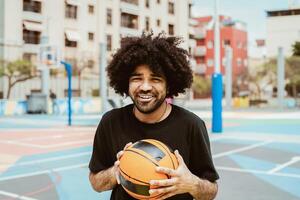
[{"xmin": 0, "ymin": 0, "xmax": 194, "ymax": 99}]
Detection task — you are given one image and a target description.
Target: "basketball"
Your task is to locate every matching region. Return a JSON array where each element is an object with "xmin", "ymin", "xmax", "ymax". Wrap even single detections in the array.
[{"xmin": 118, "ymin": 139, "xmax": 178, "ymax": 199}]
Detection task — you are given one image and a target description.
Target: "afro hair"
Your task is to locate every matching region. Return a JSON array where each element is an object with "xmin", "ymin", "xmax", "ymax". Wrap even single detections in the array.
[{"xmin": 106, "ymin": 32, "xmax": 193, "ymax": 98}]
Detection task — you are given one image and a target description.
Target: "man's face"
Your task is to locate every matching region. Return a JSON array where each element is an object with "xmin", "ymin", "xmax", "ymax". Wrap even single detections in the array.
[{"xmin": 129, "ymin": 65, "xmax": 167, "ymax": 114}]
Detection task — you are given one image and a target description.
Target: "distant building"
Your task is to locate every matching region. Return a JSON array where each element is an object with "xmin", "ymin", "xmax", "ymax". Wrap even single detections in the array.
[
  {"xmin": 266, "ymin": 8, "xmax": 300, "ymax": 57},
  {"xmin": 193, "ymin": 16, "xmax": 248, "ymax": 82},
  {"xmin": 0, "ymin": 0, "xmax": 194, "ymax": 99}
]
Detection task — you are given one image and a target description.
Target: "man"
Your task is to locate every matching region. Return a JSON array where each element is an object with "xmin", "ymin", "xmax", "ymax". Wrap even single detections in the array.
[
  {"xmin": 89, "ymin": 33, "xmax": 219, "ymax": 200},
  {"xmin": 49, "ymin": 89, "xmax": 57, "ymax": 114}
]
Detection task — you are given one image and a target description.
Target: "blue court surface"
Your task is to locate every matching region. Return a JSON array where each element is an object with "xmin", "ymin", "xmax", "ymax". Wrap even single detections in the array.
[{"xmin": 0, "ymin": 109, "xmax": 299, "ymax": 200}]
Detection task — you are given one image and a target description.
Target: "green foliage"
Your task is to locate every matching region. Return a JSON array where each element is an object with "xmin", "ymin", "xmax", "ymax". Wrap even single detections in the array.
[
  {"xmin": 192, "ymin": 75, "xmax": 211, "ymax": 97},
  {"xmin": 292, "ymin": 41, "xmax": 300, "ymax": 56},
  {"xmin": 0, "ymin": 59, "xmax": 37, "ymax": 99}
]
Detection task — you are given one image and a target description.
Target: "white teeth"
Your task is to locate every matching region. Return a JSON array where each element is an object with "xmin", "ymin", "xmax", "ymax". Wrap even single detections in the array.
[{"xmin": 138, "ymin": 95, "xmax": 153, "ymax": 99}]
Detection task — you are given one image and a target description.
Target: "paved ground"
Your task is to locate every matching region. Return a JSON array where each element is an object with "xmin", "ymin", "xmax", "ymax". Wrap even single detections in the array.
[{"xmin": 0, "ymin": 108, "xmax": 299, "ymax": 200}]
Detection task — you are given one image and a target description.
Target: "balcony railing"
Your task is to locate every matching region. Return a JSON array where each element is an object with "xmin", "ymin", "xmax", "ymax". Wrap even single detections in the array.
[
  {"xmin": 194, "ymin": 46, "xmax": 206, "ymax": 57},
  {"xmin": 194, "ymin": 64, "xmax": 206, "ymax": 74},
  {"xmin": 194, "ymin": 28, "xmax": 206, "ymax": 39}
]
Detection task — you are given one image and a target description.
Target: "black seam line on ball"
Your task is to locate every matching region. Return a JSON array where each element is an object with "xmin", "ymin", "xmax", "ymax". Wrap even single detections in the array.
[
  {"xmin": 119, "ymin": 170, "xmax": 151, "ymax": 196},
  {"xmin": 151, "ymin": 140, "xmax": 176, "ymax": 170},
  {"xmin": 119, "ymin": 167, "xmax": 149, "ymax": 185},
  {"xmin": 124, "ymin": 149, "xmax": 159, "ymax": 167}
]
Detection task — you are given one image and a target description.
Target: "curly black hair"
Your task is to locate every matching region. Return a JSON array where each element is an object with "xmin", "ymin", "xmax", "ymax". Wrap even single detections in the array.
[{"xmin": 107, "ymin": 32, "xmax": 193, "ymax": 98}]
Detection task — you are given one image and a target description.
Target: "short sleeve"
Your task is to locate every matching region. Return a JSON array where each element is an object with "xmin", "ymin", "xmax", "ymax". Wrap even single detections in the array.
[
  {"xmin": 89, "ymin": 116, "xmax": 113, "ymax": 173},
  {"xmin": 188, "ymin": 119, "xmax": 219, "ymax": 182}
]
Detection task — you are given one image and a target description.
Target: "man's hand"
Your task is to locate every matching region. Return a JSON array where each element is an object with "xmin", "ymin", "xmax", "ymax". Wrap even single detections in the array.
[
  {"xmin": 148, "ymin": 150, "xmax": 195, "ymax": 199},
  {"xmin": 149, "ymin": 150, "xmax": 217, "ymax": 200},
  {"xmin": 113, "ymin": 142, "xmax": 132, "ymax": 184}
]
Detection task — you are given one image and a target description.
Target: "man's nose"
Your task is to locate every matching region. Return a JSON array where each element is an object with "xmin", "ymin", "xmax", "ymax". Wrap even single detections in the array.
[{"xmin": 139, "ymin": 81, "xmax": 152, "ymax": 91}]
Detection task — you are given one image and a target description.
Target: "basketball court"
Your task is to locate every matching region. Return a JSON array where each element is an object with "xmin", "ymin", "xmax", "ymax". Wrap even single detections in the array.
[{"xmin": 0, "ymin": 109, "xmax": 299, "ymax": 200}]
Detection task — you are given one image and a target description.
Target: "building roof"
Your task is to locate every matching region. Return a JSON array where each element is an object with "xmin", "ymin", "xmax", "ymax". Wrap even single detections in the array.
[{"xmin": 266, "ymin": 8, "xmax": 300, "ymax": 17}]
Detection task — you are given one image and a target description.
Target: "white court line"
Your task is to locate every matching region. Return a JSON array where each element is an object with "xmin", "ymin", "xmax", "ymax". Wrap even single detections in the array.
[
  {"xmin": 17, "ymin": 132, "xmax": 94, "ymax": 142},
  {"xmin": 0, "ymin": 163, "xmax": 88, "ymax": 182},
  {"xmin": 0, "ymin": 190, "xmax": 38, "ymax": 200},
  {"xmin": 216, "ymin": 166, "xmax": 300, "ymax": 179},
  {"xmin": 268, "ymin": 156, "xmax": 300, "ymax": 174},
  {"xmin": 213, "ymin": 140, "xmax": 273, "ymax": 158},
  {"xmin": 0, "ymin": 140, "xmax": 92, "ymax": 149},
  {"xmin": 1, "ymin": 152, "xmax": 91, "ymax": 168}
]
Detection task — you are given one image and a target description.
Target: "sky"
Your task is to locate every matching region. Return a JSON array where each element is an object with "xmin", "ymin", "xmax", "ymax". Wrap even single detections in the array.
[{"xmin": 191, "ymin": 0, "xmax": 298, "ymax": 57}]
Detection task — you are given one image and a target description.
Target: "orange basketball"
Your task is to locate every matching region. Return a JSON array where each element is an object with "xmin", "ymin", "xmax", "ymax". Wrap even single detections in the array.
[{"xmin": 119, "ymin": 139, "xmax": 178, "ymax": 200}]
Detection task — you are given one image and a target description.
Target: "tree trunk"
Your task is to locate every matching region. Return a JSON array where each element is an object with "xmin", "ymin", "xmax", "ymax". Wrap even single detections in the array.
[
  {"xmin": 78, "ymin": 71, "xmax": 81, "ymax": 97},
  {"xmin": 6, "ymin": 77, "xmax": 12, "ymax": 99}
]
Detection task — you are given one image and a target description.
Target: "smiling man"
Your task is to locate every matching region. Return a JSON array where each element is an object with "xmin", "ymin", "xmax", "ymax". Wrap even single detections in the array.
[{"xmin": 89, "ymin": 33, "xmax": 219, "ymax": 200}]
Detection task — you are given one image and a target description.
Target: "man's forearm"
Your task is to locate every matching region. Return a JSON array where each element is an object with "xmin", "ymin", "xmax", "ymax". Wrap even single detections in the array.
[
  {"xmin": 89, "ymin": 166, "xmax": 117, "ymax": 192},
  {"xmin": 189, "ymin": 175, "xmax": 218, "ymax": 200}
]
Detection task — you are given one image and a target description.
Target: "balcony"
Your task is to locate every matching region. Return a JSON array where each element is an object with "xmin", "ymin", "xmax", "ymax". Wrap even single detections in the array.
[
  {"xmin": 194, "ymin": 28, "xmax": 206, "ymax": 39},
  {"xmin": 120, "ymin": 27, "xmax": 140, "ymax": 37},
  {"xmin": 194, "ymin": 46, "xmax": 206, "ymax": 57},
  {"xmin": 23, "ymin": 11, "xmax": 43, "ymax": 22},
  {"xmin": 120, "ymin": 1, "xmax": 139, "ymax": 15},
  {"xmin": 194, "ymin": 64, "xmax": 206, "ymax": 74}
]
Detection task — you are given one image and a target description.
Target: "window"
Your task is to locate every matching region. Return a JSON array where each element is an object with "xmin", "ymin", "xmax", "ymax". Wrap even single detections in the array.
[
  {"xmin": 65, "ymin": 35, "xmax": 77, "ymax": 47},
  {"xmin": 145, "ymin": 17, "xmax": 150, "ymax": 31},
  {"xmin": 23, "ymin": 29, "xmax": 41, "ymax": 44},
  {"xmin": 168, "ymin": 24, "xmax": 174, "ymax": 35},
  {"xmin": 121, "ymin": 0, "xmax": 138, "ymax": 5},
  {"xmin": 87, "ymin": 59, "xmax": 94, "ymax": 68},
  {"xmin": 156, "ymin": 19, "xmax": 160, "ymax": 27},
  {"xmin": 65, "ymin": 3, "xmax": 77, "ymax": 19},
  {"xmin": 188, "ymin": 3, "xmax": 192, "ymax": 18},
  {"xmin": 23, "ymin": 0, "xmax": 42, "ymax": 13},
  {"xmin": 223, "ymin": 39, "xmax": 230, "ymax": 47},
  {"xmin": 145, "ymin": 0, "xmax": 150, "ymax": 8},
  {"xmin": 168, "ymin": 2, "xmax": 174, "ymax": 14},
  {"xmin": 107, "ymin": 8, "xmax": 112, "ymax": 25},
  {"xmin": 88, "ymin": 5, "xmax": 94, "ymax": 14},
  {"xmin": 121, "ymin": 13, "xmax": 138, "ymax": 29},
  {"xmin": 88, "ymin": 32, "xmax": 94, "ymax": 41},
  {"xmin": 107, "ymin": 34, "xmax": 112, "ymax": 51}
]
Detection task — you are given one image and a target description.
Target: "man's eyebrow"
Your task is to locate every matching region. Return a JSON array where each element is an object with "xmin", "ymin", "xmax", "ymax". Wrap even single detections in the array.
[{"xmin": 130, "ymin": 72, "xmax": 142, "ymax": 76}]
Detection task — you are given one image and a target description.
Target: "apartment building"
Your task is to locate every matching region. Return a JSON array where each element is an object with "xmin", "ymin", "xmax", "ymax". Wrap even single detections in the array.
[
  {"xmin": 193, "ymin": 16, "xmax": 248, "ymax": 81},
  {"xmin": 266, "ymin": 8, "xmax": 300, "ymax": 57},
  {"xmin": 0, "ymin": 0, "xmax": 194, "ymax": 99}
]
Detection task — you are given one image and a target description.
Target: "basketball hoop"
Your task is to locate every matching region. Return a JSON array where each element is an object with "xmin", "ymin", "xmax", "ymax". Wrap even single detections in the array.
[{"xmin": 38, "ymin": 45, "xmax": 62, "ymax": 70}]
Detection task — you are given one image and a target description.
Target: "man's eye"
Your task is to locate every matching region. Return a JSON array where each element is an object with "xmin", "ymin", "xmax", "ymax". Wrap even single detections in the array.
[
  {"xmin": 130, "ymin": 77, "xmax": 141, "ymax": 81},
  {"xmin": 152, "ymin": 78, "xmax": 162, "ymax": 82}
]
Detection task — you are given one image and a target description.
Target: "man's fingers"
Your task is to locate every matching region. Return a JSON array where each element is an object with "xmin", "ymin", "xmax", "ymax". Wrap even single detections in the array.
[
  {"xmin": 114, "ymin": 161, "xmax": 121, "ymax": 184},
  {"xmin": 116, "ymin": 150, "xmax": 124, "ymax": 160},
  {"xmin": 174, "ymin": 150, "xmax": 184, "ymax": 165},
  {"xmin": 150, "ymin": 178, "xmax": 177, "ymax": 187},
  {"xmin": 149, "ymin": 186, "xmax": 176, "ymax": 196},
  {"xmin": 156, "ymin": 167, "xmax": 177, "ymax": 177},
  {"xmin": 124, "ymin": 142, "xmax": 133, "ymax": 150}
]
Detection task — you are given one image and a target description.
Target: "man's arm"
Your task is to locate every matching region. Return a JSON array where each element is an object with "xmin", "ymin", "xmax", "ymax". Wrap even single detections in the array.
[
  {"xmin": 189, "ymin": 175, "xmax": 218, "ymax": 200},
  {"xmin": 89, "ymin": 166, "xmax": 117, "ymax": 192}
]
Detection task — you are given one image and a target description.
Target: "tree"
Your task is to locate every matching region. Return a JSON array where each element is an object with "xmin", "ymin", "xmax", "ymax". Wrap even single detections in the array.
[
  {"xmin": 192, "ymin": 75, "xmax": 211, "ymax": 98},
  {"xmin": 285, "ymin": 56, "xmax": 300, "ymax": 98},
  {"xmin": 248, "ymin": 59, "xmax": 276, "ymax": 99},
  {"xmin": 0, "ymin": 59, "xmax": 37, "ymax": 99},
  {"xmin": 292, "ymin": 41, "xmax": 300, "ymax": 56}
]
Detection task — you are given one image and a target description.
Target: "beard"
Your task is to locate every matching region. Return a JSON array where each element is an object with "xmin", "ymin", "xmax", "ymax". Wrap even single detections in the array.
[{"xmin": 130, "ymin": 92, "xmax": 166, "ymax": 114}]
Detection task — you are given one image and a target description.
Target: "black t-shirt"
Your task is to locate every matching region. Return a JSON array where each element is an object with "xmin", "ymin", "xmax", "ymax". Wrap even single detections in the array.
[{"xmin": 89, "ymin": 104, "xmax": 219, "ymax": 200}]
